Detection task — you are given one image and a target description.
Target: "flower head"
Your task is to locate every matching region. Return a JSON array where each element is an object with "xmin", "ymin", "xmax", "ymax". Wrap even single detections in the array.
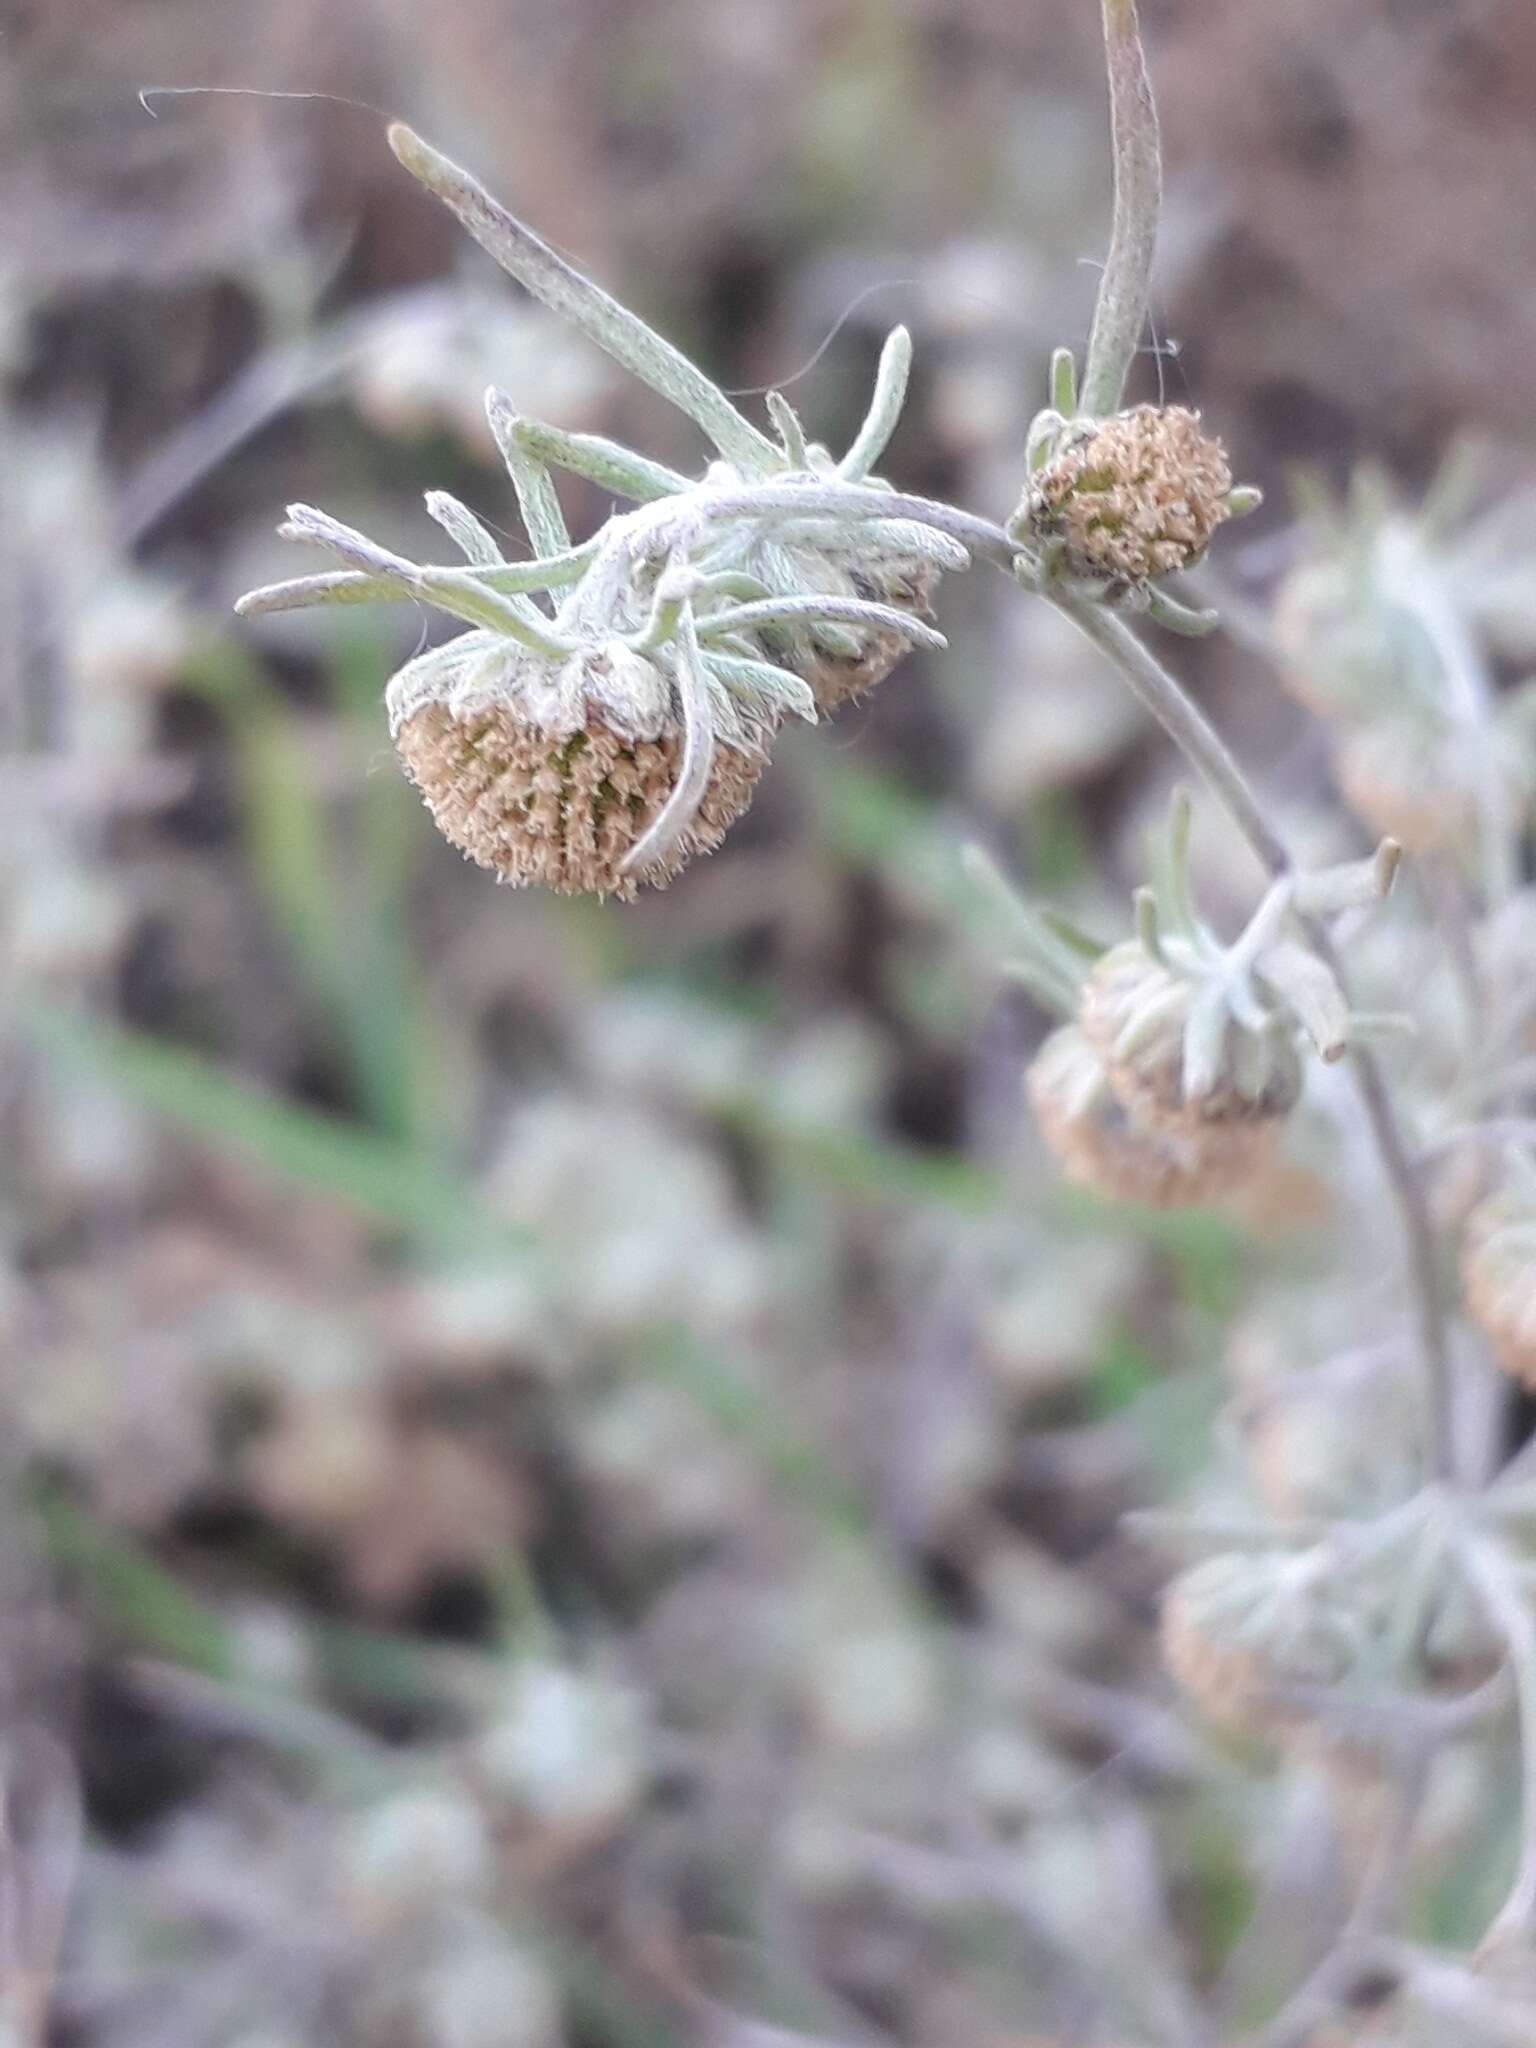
[
  {"xmin": 235, "ymin": 126, "xmax": 964, "ymax": 892},
  {"xmin": 386, "ymin": 634, "xmax": 764, "ymax": 898},
  {"xmin": 1026, "ymin": 1023, "xmax": 1273, "ymax": 1209},
  {"xmin": 1023, "ymin": 405, "xmax": 1233, "ymax": 590},
  {"xmin": 1079, "ymin": 938, "xmax": 1304, "ymax": 1134}
]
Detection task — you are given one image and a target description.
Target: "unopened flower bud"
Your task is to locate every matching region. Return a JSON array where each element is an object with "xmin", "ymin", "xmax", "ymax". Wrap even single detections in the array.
[
  {"xmin": 1232, "ymin": 1354, "xmax": 1425, "ymax": 1524},
  {"xmin": 1334, "ymin": 716, "xmax": 1533, "ymax": 860}
]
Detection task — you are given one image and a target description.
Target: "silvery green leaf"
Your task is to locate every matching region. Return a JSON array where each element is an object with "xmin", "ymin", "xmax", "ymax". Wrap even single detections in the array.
[
  {"xmin": 484, "ymin": 389, "xmax": 570, "ymax": 563},
  {"xmin": 511, "ymin": 419, "xmax": 690, "ymax": 505},
  {"xmin": 1256, "ymin": 941, "xmax": 1350, "ymax": 1063},
  {"xmin": 1145, "ymin": 587, "xmax": 1219, "ymax": 637},
  {"xmin": 838, "ymin": 326, "xmax": 913, "ymax": 482},
  {"xmin": 389, "ymin": 124, "xmax": 778, "ymax": 473},
  {"xmin": 1181, "ymin": 979, "xmax": 1230, "ymax": 1103},
  {"xmin": 705, "ymin": 653, "xmax": 817, "ymax": 725},
  {"xmin": 425, "ymin": 491, "xmax": 503, "ymax": 566},
  {"xmin": 766, "ymin": 390, "xmax": 808, "ymax": 469},
  {"xmin": 621, "ymin": 606, "xmax": 717, "ymax": 876}
]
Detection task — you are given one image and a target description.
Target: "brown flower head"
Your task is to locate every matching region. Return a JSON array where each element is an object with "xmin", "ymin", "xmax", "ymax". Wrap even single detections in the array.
[
  {"xmin": 1026, "ymin": 1024, "xmax": 1273, "ymax": 1210},
  {"xmin": 387, "ymin": 631, "xmax": 766, "ymax": 900},
  {"xmin": 1027, "ymin": 405, "xmax": 1233, "ymax": 588}
]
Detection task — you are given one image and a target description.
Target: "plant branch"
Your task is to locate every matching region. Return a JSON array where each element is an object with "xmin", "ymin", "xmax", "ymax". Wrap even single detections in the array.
[
  {"xmin": 1051, "ymin": 600, "xmax": 1285, "ymax": 872},
  {"xmin": 1254, "ymin": 1750, "xmax": 1431, "ymax": 2048}
]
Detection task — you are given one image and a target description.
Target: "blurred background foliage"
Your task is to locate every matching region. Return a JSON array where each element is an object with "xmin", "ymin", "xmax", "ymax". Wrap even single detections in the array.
[{"xmin": 2, "ymin": 1, "xmax": 1535, "ymax": 2043}]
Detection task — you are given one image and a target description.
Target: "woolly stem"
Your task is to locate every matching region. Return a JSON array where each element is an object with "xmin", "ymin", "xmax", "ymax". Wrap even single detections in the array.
[
  {"xmin": 1053, "ymin": 601, "xmax": 1284, "ymax": 869},
  {"xmin": 1081, "ymin": 0, "xmax": 1162, "ymax": 418},
  {"xmin": 1254, "ymin": 1753, "xmax": 1432, "ymax": 2048},
  {"xmin": 660, "ymin": 481, "xmax": 1008, "ymax": 569}
]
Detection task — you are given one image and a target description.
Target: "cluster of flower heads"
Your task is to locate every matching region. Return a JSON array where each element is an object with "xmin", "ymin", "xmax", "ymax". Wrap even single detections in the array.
[
  {"xmin": 1139, "ymin": 1148, "xmax": 1536, "ymax": 1803},
  {"xmin": 1133, "ymin": 1256, "xmax": 1536, "ymax": 1792},
  {"xmin": 993, "ymin": 793, "xmax": 1402, "ymax": 1210},
  {"xmin": 1273, "ymin": 460, "xmax": 1536, "ymax": 868},
  {"xmin": 236, "ymin": 123, "xmax": 1267, "ymax": 899},
  {"xmin": 237, "ymin": 125, "xmax": 963, "ymax": 899},
  {"xmin": 1158, "ymin": 1512, "xmax": 1498, "ymax": 1745}
]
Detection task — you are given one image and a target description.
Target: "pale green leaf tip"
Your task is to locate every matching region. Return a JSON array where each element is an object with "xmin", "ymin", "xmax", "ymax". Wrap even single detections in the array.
[{"xmin": 387, "ymin": 121, "xmax": 434, "ymax": 179}]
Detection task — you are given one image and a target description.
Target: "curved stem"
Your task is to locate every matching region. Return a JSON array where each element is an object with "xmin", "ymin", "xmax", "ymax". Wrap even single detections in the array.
[
  {"xmin": 1052, "ymin": 597, "xmax": 1453, "ymax": 1477},
  {"xmin": 1051, "ymin": 600, "xmax": 1286, "ymax": 874},
  {"xmin": 1082, "ymin": 0, "xmax": 1162, "ymax": 418},
  {"xmin": 678, "ymin": 483, "xmax": 1021, "ymax": 571},
  {"xmin": 1255, "ymin": 1751, "xmax": 1431, "ymax": 2048}
]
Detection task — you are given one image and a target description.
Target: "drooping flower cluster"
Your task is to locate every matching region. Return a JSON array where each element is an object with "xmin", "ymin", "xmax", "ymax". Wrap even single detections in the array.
[
  {"xmin": 1159, "ymin": 1516, "xmax": 1496, "ymax": 1745},
  {"xmin": 987, "ymin": 796, "xmax": 1399, "ymax": 1210},
  {"xmin": 236, "ymin": 126, "xmax": 963, "ymax": 898}
]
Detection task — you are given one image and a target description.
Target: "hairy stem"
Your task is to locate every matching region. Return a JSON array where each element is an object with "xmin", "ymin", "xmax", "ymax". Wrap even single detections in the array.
[
  {"xmin": 1081, "ymin": 0, "xmax": 1162, "ymax": 418},
  {"xmin": 1052, "ymin": 600, "xmax": 1285, "ymax": 871},
  {"xmin": 1255, "ymin": 1752, "xmax": 1431, "ymax": 2048}
]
